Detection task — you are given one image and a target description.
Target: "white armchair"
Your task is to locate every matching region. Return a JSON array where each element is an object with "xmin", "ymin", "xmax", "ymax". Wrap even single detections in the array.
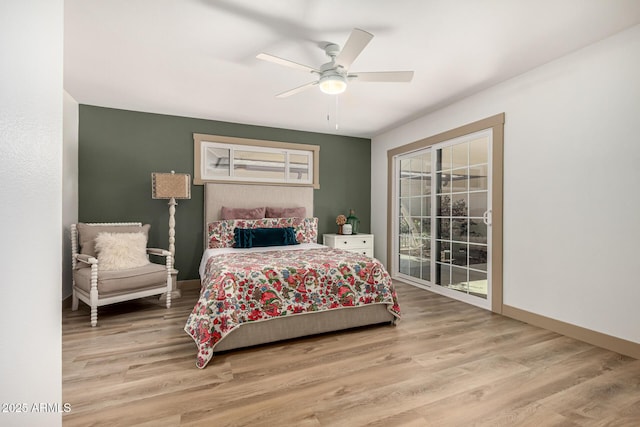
[{"xmin": 71, "ymin": 222, "xmax": 172, "ymax": 327}]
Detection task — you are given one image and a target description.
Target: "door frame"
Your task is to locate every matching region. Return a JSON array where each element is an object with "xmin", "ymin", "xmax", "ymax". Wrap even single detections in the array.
[{"xmin": 387, "ymin": 113, "xmax": 505, "ymax": 313}]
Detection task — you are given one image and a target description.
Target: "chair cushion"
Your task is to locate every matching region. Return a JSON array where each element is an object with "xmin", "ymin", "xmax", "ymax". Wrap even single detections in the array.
[
  {"xmin": 73, "ymin": 262, "xmax": 168, "ymax": 297},
  {"xmin": 95, "ymin": 232, "xmax": 150, "ymax": 270},
  {"xmin": 77, "ymin": 223, "xmax": 150, "ymax": 258}
]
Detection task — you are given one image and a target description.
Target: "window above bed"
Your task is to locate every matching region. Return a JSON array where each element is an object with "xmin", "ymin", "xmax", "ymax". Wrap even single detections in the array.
[{"xmin": 193, "ymin": 134, "xmax": 320, "ymax": 189}]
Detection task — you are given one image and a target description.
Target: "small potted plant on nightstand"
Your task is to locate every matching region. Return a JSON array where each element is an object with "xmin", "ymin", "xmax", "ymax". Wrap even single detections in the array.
[{"xmin": 336, "ymin": 214, "xmax": 347, "ymax": 235}]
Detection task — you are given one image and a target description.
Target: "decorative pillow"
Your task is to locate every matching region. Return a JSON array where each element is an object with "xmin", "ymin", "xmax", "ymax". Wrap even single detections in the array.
[
  {"xmin": 208, "ymin": 217, "xmax": 318, "ymax": 248},
  {"xmin": 77, "ymin": 223, "xmax": 150, "ymax": 257},
  {"xmin": 234, "ymin": 227, "xmax": 298, "ymax": 248},
  {"xmin": 220, "ymin": 206, "xmax": 265, "ymax": 220},
  {"xmin": 94, "ymin": 232, "xmax": 150, "ymax": 271},
  {"xmin": 265, "ymin": 206, "xmax": 306, "ymax": 218},
  {"xmin": 276, "ymin": 217, "xmax": 318, "ymax": 245}
]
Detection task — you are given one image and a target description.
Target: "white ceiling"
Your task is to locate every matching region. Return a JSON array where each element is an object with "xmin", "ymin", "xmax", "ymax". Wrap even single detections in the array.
[{"xmin": 64, "ymin": 0, "xmax": 640, "ymax": 138}]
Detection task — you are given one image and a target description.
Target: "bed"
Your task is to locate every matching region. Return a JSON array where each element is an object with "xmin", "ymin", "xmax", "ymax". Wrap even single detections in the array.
[{"xmin": 184, "ymin": 183, "xmax": 400, "ymax": 368}]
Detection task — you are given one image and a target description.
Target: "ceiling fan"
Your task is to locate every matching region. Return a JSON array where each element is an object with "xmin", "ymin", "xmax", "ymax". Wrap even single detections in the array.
[{"xmin": 256, "ymin": 28, "xmax": 414, "ymax": 98}]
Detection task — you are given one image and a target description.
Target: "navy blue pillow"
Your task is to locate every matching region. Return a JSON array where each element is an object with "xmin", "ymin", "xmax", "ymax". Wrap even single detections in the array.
[
  {"xmin": 234, "ymin": 227, "xmax": 298, "ymax": 248},
  {"xmin": 234, "ymin": 227, "xmax": 253, "ymax": 248}
]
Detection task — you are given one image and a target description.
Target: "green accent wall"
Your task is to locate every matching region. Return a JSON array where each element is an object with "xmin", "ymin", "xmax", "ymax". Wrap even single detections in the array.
[{"xmin": 78, "ymin": 105, "xmax": 371, "ymax": 280}]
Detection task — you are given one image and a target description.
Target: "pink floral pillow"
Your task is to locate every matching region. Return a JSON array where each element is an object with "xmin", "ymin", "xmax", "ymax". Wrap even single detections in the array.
[
  {"xmin": 273, "ymin": 217, "xmax": 317, "ymax": 244},
  {"xmin": 208, "ymin": 217, "xmax": 318, "ymax": 248}
]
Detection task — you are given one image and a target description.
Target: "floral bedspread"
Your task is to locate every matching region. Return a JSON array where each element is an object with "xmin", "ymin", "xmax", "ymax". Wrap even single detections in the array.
[{"xmin": 184, "ymin": 247, "xmax": 401, "ymax": 368}]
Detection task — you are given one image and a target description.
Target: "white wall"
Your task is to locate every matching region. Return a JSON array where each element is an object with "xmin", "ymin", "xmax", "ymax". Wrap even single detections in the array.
[
  {"xmin": 63, "ymin": 91, "xmax": 79, "ymax": 299},
  {"xmin": 372, "ymin": 25, "xmax": 640, "ymax": 344},
  {"xmin": 0, "ymin": 1, "xmax": 63, "ymax": 426}
]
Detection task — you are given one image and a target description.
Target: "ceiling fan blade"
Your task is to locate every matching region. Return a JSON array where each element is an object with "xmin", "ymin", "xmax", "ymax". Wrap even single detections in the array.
[
  {"xmin": 256, "ymin": 53, "xmax": 319, "ymax": 74},
  {"xmin": 335, "ymin": 28, "xmax": 374, "ymax": 69},
  {"xmin": 349, "ymin": 71, "xmax": 414, "ymax": 82},
  {"xmin": 276, "ymin": 81, "xmax": 319, "ymax": 98}
]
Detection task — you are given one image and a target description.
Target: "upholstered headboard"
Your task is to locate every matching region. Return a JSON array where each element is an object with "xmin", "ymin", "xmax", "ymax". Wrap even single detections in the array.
[{"xmin": 203, "ymin": 183, "xmax": 314, "ymax": 247}]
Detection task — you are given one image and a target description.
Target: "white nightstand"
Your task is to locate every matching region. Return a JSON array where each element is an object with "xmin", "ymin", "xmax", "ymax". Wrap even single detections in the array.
[{"xmin": 323, "ymin": 233, "xmax": 374, "ymax": 257}]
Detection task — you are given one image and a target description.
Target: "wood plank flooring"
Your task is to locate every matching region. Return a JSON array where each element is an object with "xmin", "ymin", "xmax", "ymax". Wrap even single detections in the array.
[{"xmin": 62, "ymin": 282, "xmax": 640, "ymax": 426}]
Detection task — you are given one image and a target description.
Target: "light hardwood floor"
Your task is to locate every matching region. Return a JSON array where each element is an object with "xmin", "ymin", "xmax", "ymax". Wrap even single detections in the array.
[{"xmin": 62, "ymin": 282, "xmax": 640, "ymax": 426}]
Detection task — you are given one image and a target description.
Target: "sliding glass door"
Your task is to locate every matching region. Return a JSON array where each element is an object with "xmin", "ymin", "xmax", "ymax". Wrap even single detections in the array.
[
  {"xmin": 395, "ymin": 130, "xmax": 492, "ymax": 309},
  {"xmin": 398, "ymin": 151, "xmax": 432, "ymax": 281}
]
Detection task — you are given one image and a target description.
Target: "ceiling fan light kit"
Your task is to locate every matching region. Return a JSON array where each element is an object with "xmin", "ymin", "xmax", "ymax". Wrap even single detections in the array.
[
  {"xmin": 319, "ymin": 73, "xmax": 347, "ymax": 94},
  {"xmin": 257, "ymin": 28, "xmax": 414, "ymax": 98}
]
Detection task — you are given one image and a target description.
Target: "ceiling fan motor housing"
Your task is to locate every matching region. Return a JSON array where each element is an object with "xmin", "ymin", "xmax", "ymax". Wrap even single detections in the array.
[{"xmin": 324, "ymin": 43, "xmax": 341, "ymax": 59}]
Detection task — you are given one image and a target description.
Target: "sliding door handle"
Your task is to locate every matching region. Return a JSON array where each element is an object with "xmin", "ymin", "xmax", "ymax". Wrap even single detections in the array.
[{"xmin": 483, "ymin": 210, "xmax": 492, "ymax": 226}]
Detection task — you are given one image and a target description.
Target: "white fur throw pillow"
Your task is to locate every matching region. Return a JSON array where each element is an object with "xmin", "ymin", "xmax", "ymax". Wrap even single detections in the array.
[{"xmin": 95, "ymin": 232, "xmax": 150, "ymax": 271}]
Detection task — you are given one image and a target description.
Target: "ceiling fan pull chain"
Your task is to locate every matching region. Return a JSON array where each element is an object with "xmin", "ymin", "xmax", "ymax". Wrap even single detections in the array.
[
  {"xmin": 326, "ymin": 95, "xmax": 340, "ymax": 131},
  {"xmin": 335, "ymin": 95, "xmax": 339, "ymax": 131},
  {"xmin": 326, "ymin": 96, "xmax": 331, "ymax": 127}
]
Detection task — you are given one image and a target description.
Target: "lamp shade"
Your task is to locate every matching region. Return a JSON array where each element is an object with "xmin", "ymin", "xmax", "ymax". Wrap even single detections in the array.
[{"xmin": 152, "ymin": 172, "xmax": 191, "ymax": 199}]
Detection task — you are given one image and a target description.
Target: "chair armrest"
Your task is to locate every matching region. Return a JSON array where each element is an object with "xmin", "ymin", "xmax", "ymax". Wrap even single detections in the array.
[
  {"xmin": 147, "ymin": 248, "xmax": 171, "ymax": 257},
  {"xmin": 75, "ymin": 253, "xmax": 98, "ymax": 265}
]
